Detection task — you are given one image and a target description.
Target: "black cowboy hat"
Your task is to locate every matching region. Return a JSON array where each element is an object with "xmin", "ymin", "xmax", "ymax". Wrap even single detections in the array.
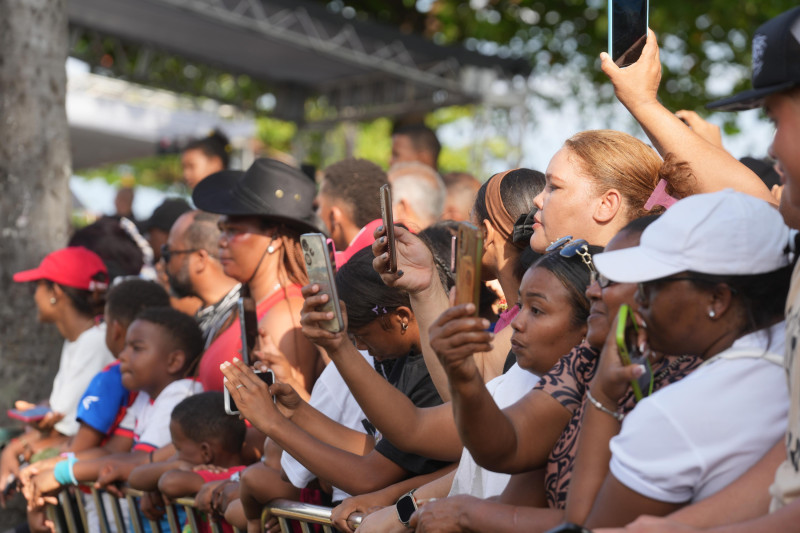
[{"xmin": 192, "ymin": 158, "xmax": 324, "ymax": 234}]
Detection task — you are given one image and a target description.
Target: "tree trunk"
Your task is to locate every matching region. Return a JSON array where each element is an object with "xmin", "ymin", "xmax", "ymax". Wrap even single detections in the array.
[{"xmin": 0, "ymin": 0, "xmax": 71, "ymax": 526}]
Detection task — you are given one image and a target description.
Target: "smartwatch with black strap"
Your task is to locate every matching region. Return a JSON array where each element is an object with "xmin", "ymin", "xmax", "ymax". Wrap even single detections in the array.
[{"xmin": 395, "ymin": 488, "xmax": 418, "ymax": 528}]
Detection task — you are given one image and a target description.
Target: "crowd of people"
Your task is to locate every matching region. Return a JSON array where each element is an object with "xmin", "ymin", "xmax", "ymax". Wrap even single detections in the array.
[{"xmin": 1, "ymin": 6, "xmax": 799, "ymax": 533}]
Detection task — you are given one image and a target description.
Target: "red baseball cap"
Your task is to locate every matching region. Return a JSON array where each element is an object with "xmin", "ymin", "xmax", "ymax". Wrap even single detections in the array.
[{"xmin": 13, "ymin": 247, "xmax": 109, "ymax": 290}]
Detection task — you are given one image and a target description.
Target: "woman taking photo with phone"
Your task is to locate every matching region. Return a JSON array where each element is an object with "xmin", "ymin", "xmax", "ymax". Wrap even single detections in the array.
[
  {"xmin": 580, "ymin": 191, "xmax": 790, "ymax": 528},
  {"xmin": 219, "ymin": 247, "xmax": 448, "ymax": 533},
  {"xmin": 192, "ymin": 158, "xmax": 325, "ymax": 393},
  {"xmin": 373, "ymin": 168, "xmax": 545, "ymax": 399},
  {"xmin": 0, "ymin": 247, "xmax": 113, "ymax": 503}
]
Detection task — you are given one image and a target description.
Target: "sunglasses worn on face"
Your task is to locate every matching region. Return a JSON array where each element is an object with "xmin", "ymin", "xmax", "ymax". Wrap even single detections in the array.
[
  {"xmin": 636, "ymin": 276, "xmax": 714, "ymax": 300},
  {"xmin": 546, "ymin": 235, "xmax": 596, "ymax": 273},
  {"xmin": 590, "ymin": 271, "xmax": 617, "ymax": 289},
  {"xmin": 161, "ymin": 244, "xmax": 199, "ymax": 263}
]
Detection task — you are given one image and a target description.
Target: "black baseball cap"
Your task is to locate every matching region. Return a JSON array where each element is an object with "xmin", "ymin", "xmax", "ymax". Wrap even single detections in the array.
[
  {"xmin": 142, "ymin": 198, "xmax": 192, "ymax": 232},
  {"xmin": 707, "ymin": 7, "xmax": 800, "ymax": 111}
]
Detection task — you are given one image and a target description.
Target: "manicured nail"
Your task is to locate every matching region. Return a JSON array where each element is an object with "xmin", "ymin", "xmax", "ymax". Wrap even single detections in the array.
[
  {"xmin": 632, "ymin": 364, "xmax": 645, "ymax": 377},
  {"xmin": 380, "ymin": 236, "xmax": 386, "ymax": 244},
  {"xmin": 232, "ymin": 357, "xmax": 240, "ymax": 363},
  {"xmin": 377, "ymin": 225, "xmax": 383, "ymax": 233},
  {"xmin": 396, "ymin": 270, "xmax": 404, "ymax": 278}
]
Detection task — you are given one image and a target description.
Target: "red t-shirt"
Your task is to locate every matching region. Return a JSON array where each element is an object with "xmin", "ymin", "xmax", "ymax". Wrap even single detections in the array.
[{"xmin": 196, "ymin": 285, "xmax": 303, "ymax": 391}]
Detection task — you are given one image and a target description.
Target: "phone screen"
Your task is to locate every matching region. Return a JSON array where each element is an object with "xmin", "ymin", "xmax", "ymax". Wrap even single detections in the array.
[
  {"xmin": 609, "ymin": 0, "xmax": 648, "ymax": 67},
  {"xmin": 225, "ymin": 370, "xmax": 274, "ymax": 415}
]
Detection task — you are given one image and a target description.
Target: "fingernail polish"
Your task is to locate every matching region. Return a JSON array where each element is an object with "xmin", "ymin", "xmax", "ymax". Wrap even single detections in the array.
[{"xmin": 397, "ymin": 270, "xmax": 404, "ymax": 277}]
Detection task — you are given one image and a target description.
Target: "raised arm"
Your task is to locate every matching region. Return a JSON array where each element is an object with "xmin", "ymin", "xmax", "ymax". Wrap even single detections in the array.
[
  {"xmin": 270, "ymin": 381, "xmax": 374, "ymax": 456},
  {"xmin": 299, "ymin": 284, "xmax": 462, "ymax": 461},
  {"xmin": 601, "ymin": 29, "xmax": 775, "ymax": 205},
  {"xmin": 372, "ymin": 225, "xmax": 508, "ymax": 399},
  {"xmin": 431, "ymin": 304, "xmax": 572, "ymax": 473}
]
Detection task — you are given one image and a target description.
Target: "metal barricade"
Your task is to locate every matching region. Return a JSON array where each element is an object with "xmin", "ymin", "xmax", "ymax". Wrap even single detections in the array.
[{"xmin": 44, "ymin": 486, "xmax": 362, "ymax": 533}]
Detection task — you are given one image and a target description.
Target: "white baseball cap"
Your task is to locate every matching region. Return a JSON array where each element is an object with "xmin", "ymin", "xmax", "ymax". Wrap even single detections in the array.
[{"xmin": 594, "ymin": 190, "xmax": 792, "ymax": 283}]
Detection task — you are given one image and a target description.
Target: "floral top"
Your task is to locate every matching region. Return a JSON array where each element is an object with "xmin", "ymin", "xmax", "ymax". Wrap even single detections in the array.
[{"xmin": 535, "ymin": 344, "xmax": 702, "ymax": 509}]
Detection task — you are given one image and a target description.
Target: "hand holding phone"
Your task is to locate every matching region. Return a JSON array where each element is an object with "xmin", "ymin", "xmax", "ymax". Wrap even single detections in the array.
[
  {"xmin": 301, "ymin": 233, "xmax": 344, "ymax": 333},
  {"xmin": 7, "ymin": 406, "xmax": 52, "ymax": 424},
  {"xmin": 224, "ymin": 369, "xmax": 275, "ymax": 415}
]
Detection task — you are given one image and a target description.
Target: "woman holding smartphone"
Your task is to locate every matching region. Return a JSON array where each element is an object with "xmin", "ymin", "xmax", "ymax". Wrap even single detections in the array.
[
  {"xmin": 192, "ymin": 158, "xmax": 324, "ymax": 394},
  {"xmin": 0, "ymin": 247, "xmax": 114, "ymax": 503},
  {"xmin": 580, "ymin": 191, "xmax": 790, "ymax": 528}
]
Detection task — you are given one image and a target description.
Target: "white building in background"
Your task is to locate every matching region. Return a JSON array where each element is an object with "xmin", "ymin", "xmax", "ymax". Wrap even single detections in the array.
[{"xmin": 66, "ymin": 59, "xmax": 257, "ymax": 218}]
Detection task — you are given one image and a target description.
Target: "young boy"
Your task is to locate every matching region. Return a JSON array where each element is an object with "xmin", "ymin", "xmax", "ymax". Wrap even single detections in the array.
[
  {"xmin": 26, "ymin": 307, "xmax": 205, "ymax": 502},
  {"xmin": 127, "ymin": 392, "xmax": 246, "ymax": 533}
]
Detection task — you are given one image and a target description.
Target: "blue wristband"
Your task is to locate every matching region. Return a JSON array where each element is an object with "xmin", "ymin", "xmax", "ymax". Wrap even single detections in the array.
[{"xmin": 53, "ymin": 456, "xmax": 79, "ymax": 486}]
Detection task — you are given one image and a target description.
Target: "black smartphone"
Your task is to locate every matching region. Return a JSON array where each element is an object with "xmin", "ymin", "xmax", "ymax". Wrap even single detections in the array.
[
  {"xmin": 224, "ymin": 369, "xmax": 275, "ymax": 415},
  {"xmin": 454, "ymin": 223, "xmax": 483, "ymax": 315},
  {"xmin": 238, "ymin": 295, "xmax": 258, "ymax": 367},
  {"xmin": 608, "ymin": 0, "xmax": 649, "ymax": 67},
  {"xmin": 301, "ymin": 233, "xmax": 344, "ymax": 333},
  {"xmin": 380, "ymin": 184, "xmax": 397, "ymax": 273}
]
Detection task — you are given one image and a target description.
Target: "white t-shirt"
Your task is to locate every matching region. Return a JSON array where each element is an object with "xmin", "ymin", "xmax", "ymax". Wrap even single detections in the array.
[
  {"xmin": 118, "ymin": 379, "xmax": 203, "ymax": 452},
  {"xmin": 49, "ymin": 324, "xmax": 115, "ymax": 436},
  {"xmin": 610, "ymin": 322, "xmax": 788, "ymax": 504},
  {"xmin": 281, "ymin": 351, "xmax": 374, "ymax": 503},
  {"xmin": 771, "ymin": 258, "xmax": 800, "ymax": 510},
  {"xmin": 449, "ymin": 363, "xmax": 540, "ymax": 498}
]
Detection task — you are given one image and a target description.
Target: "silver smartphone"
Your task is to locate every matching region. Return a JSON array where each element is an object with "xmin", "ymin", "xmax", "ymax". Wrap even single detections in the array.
[
  {"xmin": 300, "ymin": 233, "xmax": 344, "ymax": 333},
  {"xmin": 224, "ymin": 369, "xmax": 275, "ymax": 415}
]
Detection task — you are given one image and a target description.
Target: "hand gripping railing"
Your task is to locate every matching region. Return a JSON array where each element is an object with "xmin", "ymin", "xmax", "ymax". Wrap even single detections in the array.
[{"xmin": 44, "ymin": 485, "xmax": 362, "ymax": 533}]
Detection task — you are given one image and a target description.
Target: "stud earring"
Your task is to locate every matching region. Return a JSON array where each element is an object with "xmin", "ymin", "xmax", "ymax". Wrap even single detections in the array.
[
  {"xmin": 267, "ymin": 245, "xmax": 275, "ymax": 254},
  {"xmin": 50, "ymin": 297, "xmax": 57, "ymax": 305},
  {"xmin": 401, "ymin": 322, "xmax": 409, "ymax": 332},
  {"xmin": 708, "ymin": 310, "xmax": 716, "ymax": 318}
]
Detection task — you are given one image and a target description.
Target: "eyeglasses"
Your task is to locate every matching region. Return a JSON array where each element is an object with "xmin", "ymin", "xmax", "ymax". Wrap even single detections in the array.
[
  {"xmin": 546, "ymin": 235, "xmax": 596, "ymax": 273},
  {"xmin": 589, "ymin": 271, "xmax": 616, "ymax": 289},
  {"xmin": 161, "ymin": 244, "xmax": 199, "ymax": 263},
  {"xmin": 636, "ymin": 276, "xmax": 711, "ymax": 301}
]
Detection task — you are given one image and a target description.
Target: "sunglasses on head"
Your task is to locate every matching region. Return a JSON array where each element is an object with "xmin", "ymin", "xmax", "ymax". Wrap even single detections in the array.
[{"xmin": 546, "ymin": 235, "xmax": 596, "ymax": 273}]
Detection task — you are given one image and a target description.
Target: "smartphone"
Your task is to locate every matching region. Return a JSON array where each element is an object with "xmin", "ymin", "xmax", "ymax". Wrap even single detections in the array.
[
  {"xmin": 238, "ymin": 296, "xmax": 258, "ymax": 367},
  {"xmin": 7, "ymin": 406, "xmax": 52, "ymax": 423},
  {"xmin": 450, "ymin": 234, "xmax": 458, "ymax": 274},
  {"xmin": 301, "ymin": 233, "xmax": 344, "ymax": 333},
  {"xmin": 379, "ymin": 184, "xmax": 397, "ymax": 273},
  {"xmin": 615, "ymin": 304, "xmax": 653, "ymax": 401},
  {"xmin": 608, "ymin": 0, "xmax": 648, "ymax": 67},
  {"xmin": 454, "ymin": 223, "xmax": 483, "ymax": 315},
  {"xmin": 224, "ymin": 369, "xmax": 275, "ymax": 415}
]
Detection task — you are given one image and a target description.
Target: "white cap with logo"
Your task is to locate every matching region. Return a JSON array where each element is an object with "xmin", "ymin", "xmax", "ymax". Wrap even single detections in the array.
[{"xmin": 594, "ymin": 189, "xmax": 792, "ymax": 283}]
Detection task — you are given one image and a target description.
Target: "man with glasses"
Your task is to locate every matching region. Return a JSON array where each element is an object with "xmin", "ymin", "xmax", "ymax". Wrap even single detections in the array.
[{"xmin": 163, "ymin": 211, "xmax": 240, "ymax": 360}]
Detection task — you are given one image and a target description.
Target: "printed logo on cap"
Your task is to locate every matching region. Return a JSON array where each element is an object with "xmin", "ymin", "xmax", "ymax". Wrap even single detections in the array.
[{"xmin": 752, "ymin": 34, "xmax": 768, "ymax": 78}]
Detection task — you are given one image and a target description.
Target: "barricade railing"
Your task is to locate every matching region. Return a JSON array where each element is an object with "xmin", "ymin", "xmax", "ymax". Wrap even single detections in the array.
[{"xmin": 44, "ymin": 485, "xmax": 361, "ymax": 533}]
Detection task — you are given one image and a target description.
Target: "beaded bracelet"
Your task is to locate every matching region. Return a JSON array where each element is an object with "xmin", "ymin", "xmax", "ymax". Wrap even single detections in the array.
[{"xmin": 586, "ymin": 389, "xmax": 624, "ymax": 422}]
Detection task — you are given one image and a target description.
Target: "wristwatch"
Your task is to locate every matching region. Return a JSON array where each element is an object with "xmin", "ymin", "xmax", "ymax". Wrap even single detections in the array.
[{"xmin": 395, "ymin": 488, "xmax": 418, "ymax": 528}]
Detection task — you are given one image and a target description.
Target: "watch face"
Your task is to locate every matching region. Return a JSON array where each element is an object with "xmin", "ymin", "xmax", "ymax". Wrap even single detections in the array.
[{"xmin": 396, "ymin": 494, "xmax": 417, "ymax": 523}]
